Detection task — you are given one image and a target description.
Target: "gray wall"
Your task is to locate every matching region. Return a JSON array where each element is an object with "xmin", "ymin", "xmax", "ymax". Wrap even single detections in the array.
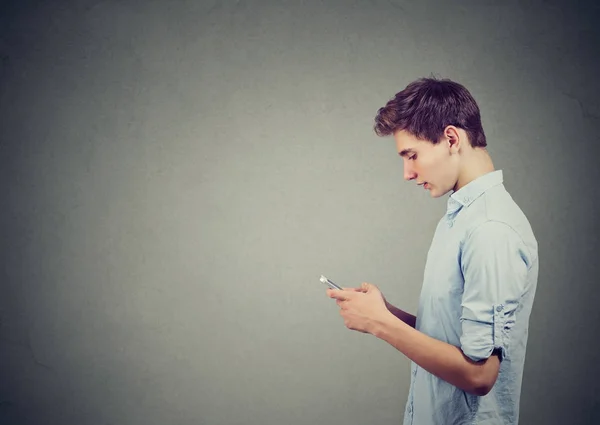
[{"xmin": 1, "ymin": 0, "xmax": 599, "ymax": 424}]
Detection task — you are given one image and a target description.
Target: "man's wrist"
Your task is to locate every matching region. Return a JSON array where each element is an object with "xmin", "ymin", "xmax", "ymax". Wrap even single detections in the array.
[{"xmin": 369, "ymin": 310, "xmax": 400, "ymax": 338}]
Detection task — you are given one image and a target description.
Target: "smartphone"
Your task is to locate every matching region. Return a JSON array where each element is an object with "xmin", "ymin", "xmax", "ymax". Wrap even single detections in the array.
[{"xmin": 320, "ymin": 275, "xmax": 342, "ymax": 290}]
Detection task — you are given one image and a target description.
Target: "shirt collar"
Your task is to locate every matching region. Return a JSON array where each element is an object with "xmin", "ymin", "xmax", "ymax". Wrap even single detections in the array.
[{"xmin": 446, "ymin": 170, "xmax": 504, "ymax": 218}]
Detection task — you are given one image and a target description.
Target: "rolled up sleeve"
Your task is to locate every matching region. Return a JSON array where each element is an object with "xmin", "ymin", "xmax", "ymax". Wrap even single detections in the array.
[{"xmin": 459, "ymin": 221, "xmax": 530, "ymax": 362}]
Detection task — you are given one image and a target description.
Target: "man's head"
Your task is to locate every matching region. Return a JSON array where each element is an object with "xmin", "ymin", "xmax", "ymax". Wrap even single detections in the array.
[{"xmin": 373, "ymin": 77, "xmax": 488, "ymax": 198}]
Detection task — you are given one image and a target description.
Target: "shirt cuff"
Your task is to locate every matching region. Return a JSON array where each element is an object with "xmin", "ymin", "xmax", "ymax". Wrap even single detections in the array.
[{"xmin": 459, "ymin": 301, "xmax": 517, "ymax": 362}]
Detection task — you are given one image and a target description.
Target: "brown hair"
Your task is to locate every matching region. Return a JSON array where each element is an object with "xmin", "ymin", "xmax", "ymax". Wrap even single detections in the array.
[{"xmin": 373, "ymin": 77, "xmax": 487, "ymax": 147}]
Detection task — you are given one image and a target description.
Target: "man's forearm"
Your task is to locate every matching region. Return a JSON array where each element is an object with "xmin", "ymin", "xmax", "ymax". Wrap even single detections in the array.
[
  {"xmin": 385, "ymin": 301, "xmax": 416, "ymax": 328},
  {"xmin": 370, "ymin": 311, "xmax": 499, "ymax": 396}
]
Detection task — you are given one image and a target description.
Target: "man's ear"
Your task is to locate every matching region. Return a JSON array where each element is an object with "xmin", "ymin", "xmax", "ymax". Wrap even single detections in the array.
[{"xmin": 444, "ymin": 125, "xmax": 462, "ymax": 153}]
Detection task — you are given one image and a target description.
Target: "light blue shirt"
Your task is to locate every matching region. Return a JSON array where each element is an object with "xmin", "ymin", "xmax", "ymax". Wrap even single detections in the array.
[{"xmin": 403, "ymin": 170, "xmax": 539, "ymax": 425}]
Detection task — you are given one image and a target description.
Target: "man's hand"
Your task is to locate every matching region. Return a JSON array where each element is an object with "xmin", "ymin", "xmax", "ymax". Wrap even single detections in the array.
[{"xmin": 326, "ymin": 283, "xmax": 393, "ymax": 334}]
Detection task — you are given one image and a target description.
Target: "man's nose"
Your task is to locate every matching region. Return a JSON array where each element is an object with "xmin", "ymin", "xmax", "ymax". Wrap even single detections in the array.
[{"xmin": 404, "ymin": 167, "xmax": 417, "ymax": 181}]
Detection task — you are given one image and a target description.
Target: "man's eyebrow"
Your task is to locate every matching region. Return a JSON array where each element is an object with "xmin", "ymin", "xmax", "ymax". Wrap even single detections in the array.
[{"xmin": 398, "ymin": 148, "xmax": 415, "ymax": 157}]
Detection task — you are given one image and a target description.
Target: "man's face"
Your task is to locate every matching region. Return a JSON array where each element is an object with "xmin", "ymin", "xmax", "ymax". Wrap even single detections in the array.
[{"xmin": 394, "ymin": 129, "xmax": 460, "ymax": 198}]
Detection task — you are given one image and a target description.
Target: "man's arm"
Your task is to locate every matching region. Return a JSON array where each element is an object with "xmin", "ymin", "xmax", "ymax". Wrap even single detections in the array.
[
  {"xmin": 328, "ymin": 285, "xmax": 500, "ymax": 396},
  {"xmin": 370, "ymin": 221, "xmax": 529, "ymax": 397},
  {"xmin": 370, "ymin": 313, "xmax": 500, "ymax": 396},
  {"xmin": 384, "ymin": 300, "xmax": 416, "ymax": 328}
]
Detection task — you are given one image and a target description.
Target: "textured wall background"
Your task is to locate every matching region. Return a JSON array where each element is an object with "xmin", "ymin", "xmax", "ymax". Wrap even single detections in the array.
[{"xmin": 1, "ymin": 0, "xmax": 599, "ymax": 424}]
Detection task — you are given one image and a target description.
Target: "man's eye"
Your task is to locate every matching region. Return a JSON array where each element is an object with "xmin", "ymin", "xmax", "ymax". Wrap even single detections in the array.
[{"xmin": 409, "ymin": 155, "xmax": 417, "ymax": 160}]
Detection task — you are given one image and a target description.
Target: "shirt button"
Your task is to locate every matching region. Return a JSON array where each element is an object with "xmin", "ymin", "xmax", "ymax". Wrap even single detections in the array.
[{"xmin": 496, "ymin": 305, "xmax": 503, "ymax": 312}]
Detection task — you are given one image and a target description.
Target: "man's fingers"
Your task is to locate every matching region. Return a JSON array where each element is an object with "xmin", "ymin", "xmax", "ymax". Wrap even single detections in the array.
[
  {"xmin": 326, "ymin": 288, "xmax": 354, "ymax": 301},
  {"xmin": 344, "ymin": 286, "xmax": 367, "ymax": 293},
  {"xmin": 327, "ymin": 290, "xmax": 346, "ymax": 300},
  {"xmin": 361, "ymin": 282, "xmax": 373, "ymax": 291}
]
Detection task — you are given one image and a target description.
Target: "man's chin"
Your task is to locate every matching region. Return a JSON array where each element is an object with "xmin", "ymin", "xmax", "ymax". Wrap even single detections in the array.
[{"xmin": 428, "ymin": 188, "xmax": 448, "ymax": 198}]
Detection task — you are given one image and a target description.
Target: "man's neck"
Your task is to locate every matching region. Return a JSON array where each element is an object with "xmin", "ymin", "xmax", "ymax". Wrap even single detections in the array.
[{"xmin": 454, "ymin": 148, "xmax": 495, "ymax": 192}]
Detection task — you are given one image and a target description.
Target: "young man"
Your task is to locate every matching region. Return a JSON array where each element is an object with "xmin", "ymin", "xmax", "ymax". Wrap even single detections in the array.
[{"xmin": 326, "ymin": 77, "xmax": 539, "ymax": 424}]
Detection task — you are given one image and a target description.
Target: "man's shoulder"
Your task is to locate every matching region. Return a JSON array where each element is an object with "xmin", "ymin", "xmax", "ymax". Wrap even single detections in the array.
[
  {"xmin": 469, "ymin": 185, "xmax": 535, "ymax": 235},
  {"xmin": 459, "ymin": 186, "xmax": 538, "ymax": 257}
]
